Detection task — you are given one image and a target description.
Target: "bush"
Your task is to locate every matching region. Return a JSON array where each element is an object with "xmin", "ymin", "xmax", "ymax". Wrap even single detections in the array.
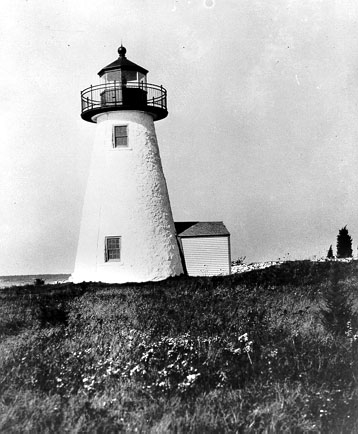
[{"xmin": 327, "ymin": 245, "xmax": 334, "ymax": 259}]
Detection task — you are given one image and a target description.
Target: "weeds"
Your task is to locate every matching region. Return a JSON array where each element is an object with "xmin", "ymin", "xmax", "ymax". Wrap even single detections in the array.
[
  {"xmin": 0, "ymin": 260, "xmax": 357, "ymax": 432},
  {"xmin": 322, "ymin": 264, "xmax": 354, "ymax": 336}
]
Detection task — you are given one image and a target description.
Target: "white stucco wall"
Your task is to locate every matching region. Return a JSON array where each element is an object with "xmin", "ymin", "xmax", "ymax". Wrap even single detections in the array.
[{"xmin": 72, "ymin": 110, "xmax": 183, "ymax": 283}]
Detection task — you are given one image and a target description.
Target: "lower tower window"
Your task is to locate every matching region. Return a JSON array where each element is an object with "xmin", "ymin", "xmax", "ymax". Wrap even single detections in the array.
[
  {"xmin": 105, "ymin": 236, "xmax": 121, "ymax": 261},
  {"xmin": 113, "ymin": 125, "xmax": 128, "ymax": 148}
]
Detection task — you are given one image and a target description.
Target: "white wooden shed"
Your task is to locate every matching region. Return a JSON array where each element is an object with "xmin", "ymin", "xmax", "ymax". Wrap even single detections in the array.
[{"xmin": 175, "ymin": 222, "xmax": 231, "ymax": 276}]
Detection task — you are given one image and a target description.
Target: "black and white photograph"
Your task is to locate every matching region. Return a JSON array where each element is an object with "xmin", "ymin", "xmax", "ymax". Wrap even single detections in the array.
[{"xmin": 1, "ymin": 0, "xmax": 358, "ymax": 431}]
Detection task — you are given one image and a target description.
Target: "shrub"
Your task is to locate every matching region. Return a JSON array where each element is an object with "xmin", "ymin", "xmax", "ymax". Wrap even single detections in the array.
[
  {"xmin": 327, "ymin": 245, "xmax": 334, "ymax": 259},
  {"xmin": 232, "ymin": 256, "xmax": 246, "ymax": 266}
]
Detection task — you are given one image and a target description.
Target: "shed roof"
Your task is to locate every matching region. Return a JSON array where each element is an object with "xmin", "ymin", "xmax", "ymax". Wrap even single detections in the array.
[{"xmin": 175, "ymin": 221, "xmax": 230, "ymax": 238}]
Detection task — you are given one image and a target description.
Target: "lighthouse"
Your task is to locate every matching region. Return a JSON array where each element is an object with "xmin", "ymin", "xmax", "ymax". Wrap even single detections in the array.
[{"xmin": 72, "ymin": 45, "xmax": 183, "ymax": 283}]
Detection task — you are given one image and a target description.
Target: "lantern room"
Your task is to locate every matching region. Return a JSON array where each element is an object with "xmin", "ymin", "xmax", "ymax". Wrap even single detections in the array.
[
  {"xmin": 81, "ymin": 45, "xmax": 168, "ymax": 123},
  {"xmin": 98, "ymin": 45, "xmax": 148, "ymax": 86}
]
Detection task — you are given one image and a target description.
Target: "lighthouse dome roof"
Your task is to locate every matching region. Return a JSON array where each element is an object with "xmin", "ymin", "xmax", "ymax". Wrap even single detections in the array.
[{"xmin": 98, "ymin": 45, "xmax": 148, "ymax": 77}]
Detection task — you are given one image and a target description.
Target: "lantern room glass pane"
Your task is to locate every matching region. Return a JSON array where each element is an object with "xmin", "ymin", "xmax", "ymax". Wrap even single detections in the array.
[
  {"xmin": 122, "ymin": 70, "xmax": 137, "ymax": 83},
  {"xmin": 138, "ymin": 72, "xmax": 147, "ymax": 86},
  {"xmin": 103, "ymin": 69, "xmax": 145, "ymax": 85},
  {"xmin": 105, "ymin": 70, "xmax": 121, "ymax": 82}
]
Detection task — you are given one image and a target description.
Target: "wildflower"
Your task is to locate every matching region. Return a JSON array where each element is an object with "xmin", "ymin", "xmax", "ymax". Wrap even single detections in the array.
[
  {"xmin": 238, "ymin": 333, "xmax": 248, "ymax": 342},
  {"xmin": 130, "ymin": 365, "xmax": 141, "ymax": 376},
  {"xmin": 186, "ymin": 373, "xmax": 200, "ymax": 382}
]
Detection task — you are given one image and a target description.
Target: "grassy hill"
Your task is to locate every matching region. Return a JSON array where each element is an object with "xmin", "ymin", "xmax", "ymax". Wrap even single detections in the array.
[{"xmin": 1, "ymin": 261, "xmax": 357, "ymax": 432}]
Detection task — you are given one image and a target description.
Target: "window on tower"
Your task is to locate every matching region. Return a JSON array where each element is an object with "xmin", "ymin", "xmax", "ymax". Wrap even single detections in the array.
[
  {"xmin": 105, "ymin": 236, "xmax": 121, "ymax": 261},
  {"xmin": 113, "ymin": 125, "xmax": 128, "ymax": 148}
]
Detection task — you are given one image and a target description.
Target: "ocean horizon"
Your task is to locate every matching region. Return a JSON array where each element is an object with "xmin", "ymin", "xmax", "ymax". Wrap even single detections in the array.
[{"xmin": 0, "ymin": 274, "xmax": 71, "ymax": 288}]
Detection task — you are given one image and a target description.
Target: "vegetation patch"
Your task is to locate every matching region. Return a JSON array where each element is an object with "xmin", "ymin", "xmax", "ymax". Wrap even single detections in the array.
[{"xmin": 0, "ymin": 261, "xmax": 357, "ymax": 432}]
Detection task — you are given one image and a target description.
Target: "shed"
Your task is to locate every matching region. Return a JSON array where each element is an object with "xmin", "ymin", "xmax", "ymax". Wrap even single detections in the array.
[{"xmin": 175, "ymin": 221, "xmax": 231, "ymax": 276}]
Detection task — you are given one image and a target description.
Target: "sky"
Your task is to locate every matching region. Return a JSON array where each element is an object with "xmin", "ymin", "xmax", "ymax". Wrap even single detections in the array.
[{"xmin": 1, "ymin": 0, "xmax": 358, "ymax": 274}]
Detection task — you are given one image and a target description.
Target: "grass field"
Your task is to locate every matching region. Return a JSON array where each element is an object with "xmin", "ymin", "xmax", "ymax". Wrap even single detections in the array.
[{"xmin": 1, "ymin": 261, "xmax": 357, "ymax": 432}]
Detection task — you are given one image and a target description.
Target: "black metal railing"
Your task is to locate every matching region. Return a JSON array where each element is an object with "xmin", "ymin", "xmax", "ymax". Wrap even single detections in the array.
[{"xmin": 81, "ymin": 82, "xmax": 167, "ymax": 115}]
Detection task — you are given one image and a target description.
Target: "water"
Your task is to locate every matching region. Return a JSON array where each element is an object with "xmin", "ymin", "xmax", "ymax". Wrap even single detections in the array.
[{"xmin": 0, "ymin": 274, "xmax": 71, "ymax": 288}]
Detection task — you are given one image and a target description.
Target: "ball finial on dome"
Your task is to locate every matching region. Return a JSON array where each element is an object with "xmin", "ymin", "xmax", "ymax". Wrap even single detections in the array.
[{"xmin": 118, "ymin": 45, "xmax": 127, "ymax": 57}]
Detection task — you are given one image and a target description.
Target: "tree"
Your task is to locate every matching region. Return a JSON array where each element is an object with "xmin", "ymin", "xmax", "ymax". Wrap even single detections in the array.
[
  {"xmin": 336, "ymin": 226, "xmax": 353, "ymax": 258},
  {"xmin": 327, "ymin": 245, "xmax": 334, "ymax": 259}
]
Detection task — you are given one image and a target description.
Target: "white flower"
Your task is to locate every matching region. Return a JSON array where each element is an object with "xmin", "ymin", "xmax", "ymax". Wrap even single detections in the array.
[
  {"xmin": 186, "ymin": 373, "xmax": 200, "ymax": 382},
  {"xmin": 238, "ymin": 333, "xmax": 248, "ymax": 342}
]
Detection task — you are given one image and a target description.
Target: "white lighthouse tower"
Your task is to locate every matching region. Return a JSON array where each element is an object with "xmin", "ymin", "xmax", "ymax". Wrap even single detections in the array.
[{"xmin": 72, "ymin": 45, "xmax": 183, "ymax": 283}]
